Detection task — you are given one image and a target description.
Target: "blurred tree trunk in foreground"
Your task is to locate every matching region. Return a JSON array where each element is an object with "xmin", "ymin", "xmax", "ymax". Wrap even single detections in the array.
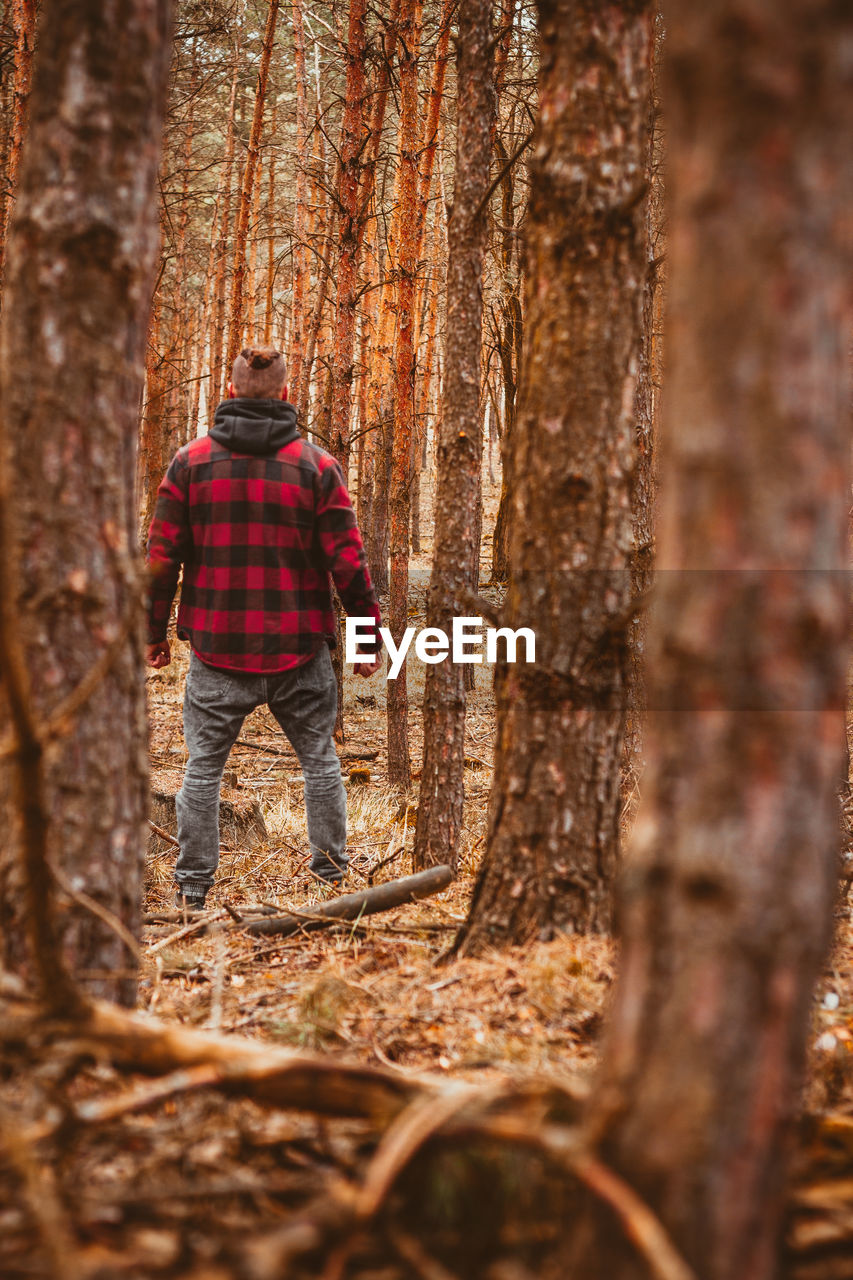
[
  {"xmin": 457, "ymin": 0, "xmax": 652, "ymax": 951},
  {"xmin": 413, "ymin": 0, "xmax": 493, "ymax": 870},
  {"xmin": 0, "ymin": 0, "xmax": 172, "ymax": 1008},
  {"xmin": 569, "ymin": 2, "xmax": 853, "ymax": 1277}
]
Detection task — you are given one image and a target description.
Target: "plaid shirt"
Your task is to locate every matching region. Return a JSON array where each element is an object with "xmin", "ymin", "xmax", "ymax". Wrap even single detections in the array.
[{"xmin": 146, "ymin": 431, "xmax": 380, "ymax": 673}]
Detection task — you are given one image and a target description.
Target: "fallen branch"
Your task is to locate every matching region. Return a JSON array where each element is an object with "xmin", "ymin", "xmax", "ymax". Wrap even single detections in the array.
[
  {"xmin": 244, "ymin": 866, "xmax": 454, "ymax": 939},
  {"xmin": 60, "ymin": 999, "xmax": 430, "ymax": 1123}
]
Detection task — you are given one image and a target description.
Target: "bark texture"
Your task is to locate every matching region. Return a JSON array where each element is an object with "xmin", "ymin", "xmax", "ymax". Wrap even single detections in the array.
[
  {"xmin": 328, "ymin": 0, "xmax": 368, "ymax": 469},
  {"xmin": 386, "ymin": 0, "xmax": 423, "ymax": 789},
  {"xmin": 413, "ymin": 0, "xmax": 493, "ymax": 870},
  {"xmin": 288, "ymin": 0, "xmax": 309, "ymax": 417},
  {"xmin": 570, "ymin": 3, "xmax": 853, "ymax": 1278},
  {"xmin": 0, "ymin": 0, "xmax": 37, "ymax": 283},
  {"xmin": 0, "ymin": 0, "xmax": 172, "ymax": 1006},
  {"xmin": 226, "ymin": 0, "xmax": 279, "ymax": 371},
  {"xmin": 457, "ymin": 0, "xmax": 651, "ymax": 951}
]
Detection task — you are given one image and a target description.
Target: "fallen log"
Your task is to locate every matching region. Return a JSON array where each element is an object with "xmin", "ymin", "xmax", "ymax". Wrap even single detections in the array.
[
  {"xmin": 244, "ymin": 865, "xmax": 454, "ymax": 939},
  {"xmin": 54, "ymin": 999, "xmax": 432, "ymax": 1123}
]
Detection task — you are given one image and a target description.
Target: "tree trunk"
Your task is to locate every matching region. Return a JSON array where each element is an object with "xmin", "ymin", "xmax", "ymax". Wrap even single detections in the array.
[
  {"xmin": 328, "ymin": 0, "xmax": 368, "ymax": 470},
  {"xmin": 413, "ymin": 0, "xmax": 493, "ymax": 871},
  {"xmin": 208, "ymin": 54, "xmax": 240, "ymax": 417},
  {"xmin": 569, "ymin": 4, "xmax": 853, "ymax": 1278},
  {"xmin": 488, "ymin": 0, "xmax": 524, "ymax": 584},
  {"xmin": 386, "ymin": 0, "xmax": 423, "ymax": 790},
  {"xmin": 0, "ymin": 0, "xmax": 37, "ymax": 285},
  {"xmin": 226, "ymin": 0, "xmax": 280, "ymax": 372},
  {"xmin": 623, "ymin": 12, "xmax": 662, "ymax": 783},
  {"xmin": 456, "ymin": 0, "xmax": 651, "ymax": 953},
  {"xmin": 288, "ymin": 0, "xmax": 309, "ymax": 416},
  {"xmin": 0, "ymin": 0, "xmax": 172, "ymax": 1008},
  {"xmin": 365, "ymin": 246, "xmax": 395, "ymax": 595}
]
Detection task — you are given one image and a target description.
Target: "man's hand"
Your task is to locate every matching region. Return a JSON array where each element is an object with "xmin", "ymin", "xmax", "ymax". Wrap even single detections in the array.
[
  {"xmin": 354, "ymin": 656, "xmax": 381, "ymax": 677},
  {"xmin": 146, "ymin": 640, "xmax": 171, "ymax": 669}
]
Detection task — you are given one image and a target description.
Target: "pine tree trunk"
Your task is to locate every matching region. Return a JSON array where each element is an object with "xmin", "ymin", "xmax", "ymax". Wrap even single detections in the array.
[
  {"xmin": 0, "ymin": 0, "xmax": 37, "ymax": 284},
  {"xmin": 0, "ymin": 0, "xmax": 172, "ymax": 1009},
  {"xmin": 264, "ymin": 99, "xmax": 277, "ymax": 344},
  {"xmin": 386, "ymin": 0, "xmax": 423, "ymax": 789},
  {"xmin": 288, "ymin": 0, "xmax": 309, "ymax": 416},
  {"xmin": 328, "ymin": 0, "xmax": 368, "ymax": 469},
  {"xmin": 209, "ymin": 56, "xmax": 240, "ymax": 417},
  {"xmin": 366, "ymin": 246, "xmax": 396, "ymax": 594},
  {"xmin": 457, "ymin": 0, "xmax": 652, "ymax": 952},
  {"xmin": 413, "ymin": 0, "xmax": 493, "ymax": 870},
  {"xmin": 246, "ymin": 151, "xmax": 262, "ymax": 337},
  {"xmin": 226, "ymin": 0, "xmax": 280, "ymax": 372},
  {"xmin": 488, "ymin": 0, "xmax": 522, "ymax": 584},
  {"xmin": 569, "ymin": 4, "xmax": 853, "ymax": 1277},
  {"xmin": 623, "ymin": 14, "xmax": 662, "ymax": 782},
  {"xmin": 138, "ymin": 283, "xmax": 167, "ymax": 540}
]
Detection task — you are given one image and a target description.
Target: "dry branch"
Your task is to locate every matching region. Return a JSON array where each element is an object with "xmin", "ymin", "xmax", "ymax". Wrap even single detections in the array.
[
  {"xmin": 54, "ymin": 999, "xmax": 431, "ymax": 1123},
  {"xmin": 244, "ymin": 865, "xmax": 453, "ymax": 938}
]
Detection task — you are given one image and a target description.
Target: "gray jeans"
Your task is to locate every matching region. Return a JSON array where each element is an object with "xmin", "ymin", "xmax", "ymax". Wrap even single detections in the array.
[{"xmin": 175, "ymin": 647, "xmax": 346, "ymax": 897}]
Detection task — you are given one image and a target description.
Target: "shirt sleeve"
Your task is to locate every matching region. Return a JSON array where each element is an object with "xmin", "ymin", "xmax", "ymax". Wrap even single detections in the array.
[
  {"xmin": 145, "ymin": 450, "xmax": 190, "ymax": 645},
  {"xmin": 314, "ymin": 456, "xmax": 382, "ymax": 656}
]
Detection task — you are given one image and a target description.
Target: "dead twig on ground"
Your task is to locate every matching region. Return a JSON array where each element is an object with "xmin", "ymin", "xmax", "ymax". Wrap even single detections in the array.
[{"xmin": 148, "ymin": 818, "xmax": 181, "ymax": 848}]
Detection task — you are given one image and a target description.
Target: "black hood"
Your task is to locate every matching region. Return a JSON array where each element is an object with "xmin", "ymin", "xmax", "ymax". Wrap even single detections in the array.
[{"xmin": 209, "ymin": 398, "xmax": 300, "ymax": 456}]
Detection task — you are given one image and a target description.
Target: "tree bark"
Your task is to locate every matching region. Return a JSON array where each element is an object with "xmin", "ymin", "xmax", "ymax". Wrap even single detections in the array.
[
  {"xmin": 208, "ymin": 53, "xmax": 240, "ymax": 415},
  {"xmin": 386, "ymin": 0, "xmax": 423, "ymax": 790},
  {"xmin": 488, "ymin": 0, "xmax": 524, "ymax": 584},
  {"xmin": 328, "ymin": 0, "xmax": 368, "ymax": 469},
  {"xmin": 264, "ymin": 98, "xmax": 277, "ymax": 344},
  {"xmin": 457, "ymin": 0, "xmax": 651, "ymax": 952},
  {"xmin": 226, "ymin": 0, "xmax": 280, "ymax": 372},
  {"xmin": 413, "ymin": 0, "xmax": 493, "ymax": 871},
  {"xmin": 138, "ymin": 281, "xmax": 168, "ymax": 540},
  {"xmin": 0, "ymin": 0, "xmax": 172, "ymax": 1007},
  {"xmin": 288, "ymin": 0, "xmax": 309, "ymax": 417},
  {"xmin": 623, "ymin": 11, "xmax": 662, "ymax": 780},
  {"xmin": 568, "ymin": 4, "xmax": 853, "ymax": 1278},
  {"xmin": 0, "ymin": 0, "xmax": 37, "ymax": 285}
]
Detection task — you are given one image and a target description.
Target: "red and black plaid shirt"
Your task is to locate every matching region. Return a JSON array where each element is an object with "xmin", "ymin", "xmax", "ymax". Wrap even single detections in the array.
[{"xmin": 146, "ymin": 432, "xmax": 380, "ymax": 673}]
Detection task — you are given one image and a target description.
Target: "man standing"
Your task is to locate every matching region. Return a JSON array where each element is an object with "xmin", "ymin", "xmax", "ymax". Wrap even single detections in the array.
[{"xmin": 146, "ymin": 346, "xmax": 381, "ymax": 909}]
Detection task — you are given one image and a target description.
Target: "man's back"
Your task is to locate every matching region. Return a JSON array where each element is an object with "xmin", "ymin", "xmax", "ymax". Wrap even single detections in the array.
[{"xmin": 146, "ymin": 395, "xmax": 379, "ymax": 673}]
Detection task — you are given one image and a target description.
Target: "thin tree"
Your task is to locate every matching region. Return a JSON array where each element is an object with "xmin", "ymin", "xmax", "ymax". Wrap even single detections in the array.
[
  {"xmin": 569, "ymin": 2, "xmax": 853, "ymax": 1275},
  {"xmin": 457, "ymin": 0, "xmax": 652, "ymax": 951},
  {"xmin": 328, "ymin": 0, "xmax": 368, "ymax": 469},
  {"xmin": 386, "ymin": 0, "xmax": 423, "ymax": 789},
  {"xmin": 0, "ymin": 0, "xmax": 172, "ymax": 1008},
  {"xmin": 413, "ymin": 0, "xmax": 494, "ymax": 870},
  {"xmin": 288, "ymin": 0, "xmax": 310, "ymax": 417},
  {"xmin": 209, "ymin": 53, "xmax": 240, "ymax": 415}
]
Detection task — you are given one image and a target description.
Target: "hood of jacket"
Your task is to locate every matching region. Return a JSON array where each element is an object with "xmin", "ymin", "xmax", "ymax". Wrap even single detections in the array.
[{"xmin": 209, "ymin": 398, "xmax": 300, "ymax": 456}]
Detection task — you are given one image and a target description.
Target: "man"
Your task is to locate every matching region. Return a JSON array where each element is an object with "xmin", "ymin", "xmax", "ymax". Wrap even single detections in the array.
[{"xmin": 146, "ymin": 345, "xmax": 381, "ymax": 910}]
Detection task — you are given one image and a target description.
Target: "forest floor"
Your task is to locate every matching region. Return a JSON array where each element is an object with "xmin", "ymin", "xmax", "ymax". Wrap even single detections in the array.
[{"xmin": 4, "ymin": 468, "xmax": 853, "ymax": 1278}]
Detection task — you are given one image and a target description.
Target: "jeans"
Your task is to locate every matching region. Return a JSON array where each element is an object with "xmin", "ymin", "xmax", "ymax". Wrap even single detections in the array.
[{"xmin": 174, "ymin": 647, "xmax": 347, "ymax": 898}]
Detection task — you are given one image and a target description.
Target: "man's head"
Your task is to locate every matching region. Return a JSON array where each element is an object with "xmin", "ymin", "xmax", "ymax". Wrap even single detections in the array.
[{"xmin": 230, "ymin": 346, "xmax": 287, "ymax": 399}]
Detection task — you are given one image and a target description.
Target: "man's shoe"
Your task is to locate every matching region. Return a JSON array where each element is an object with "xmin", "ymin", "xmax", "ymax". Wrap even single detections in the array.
[{"xmin": 175, "ymin": 889, "xmax": 207, "ymax": 912}]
